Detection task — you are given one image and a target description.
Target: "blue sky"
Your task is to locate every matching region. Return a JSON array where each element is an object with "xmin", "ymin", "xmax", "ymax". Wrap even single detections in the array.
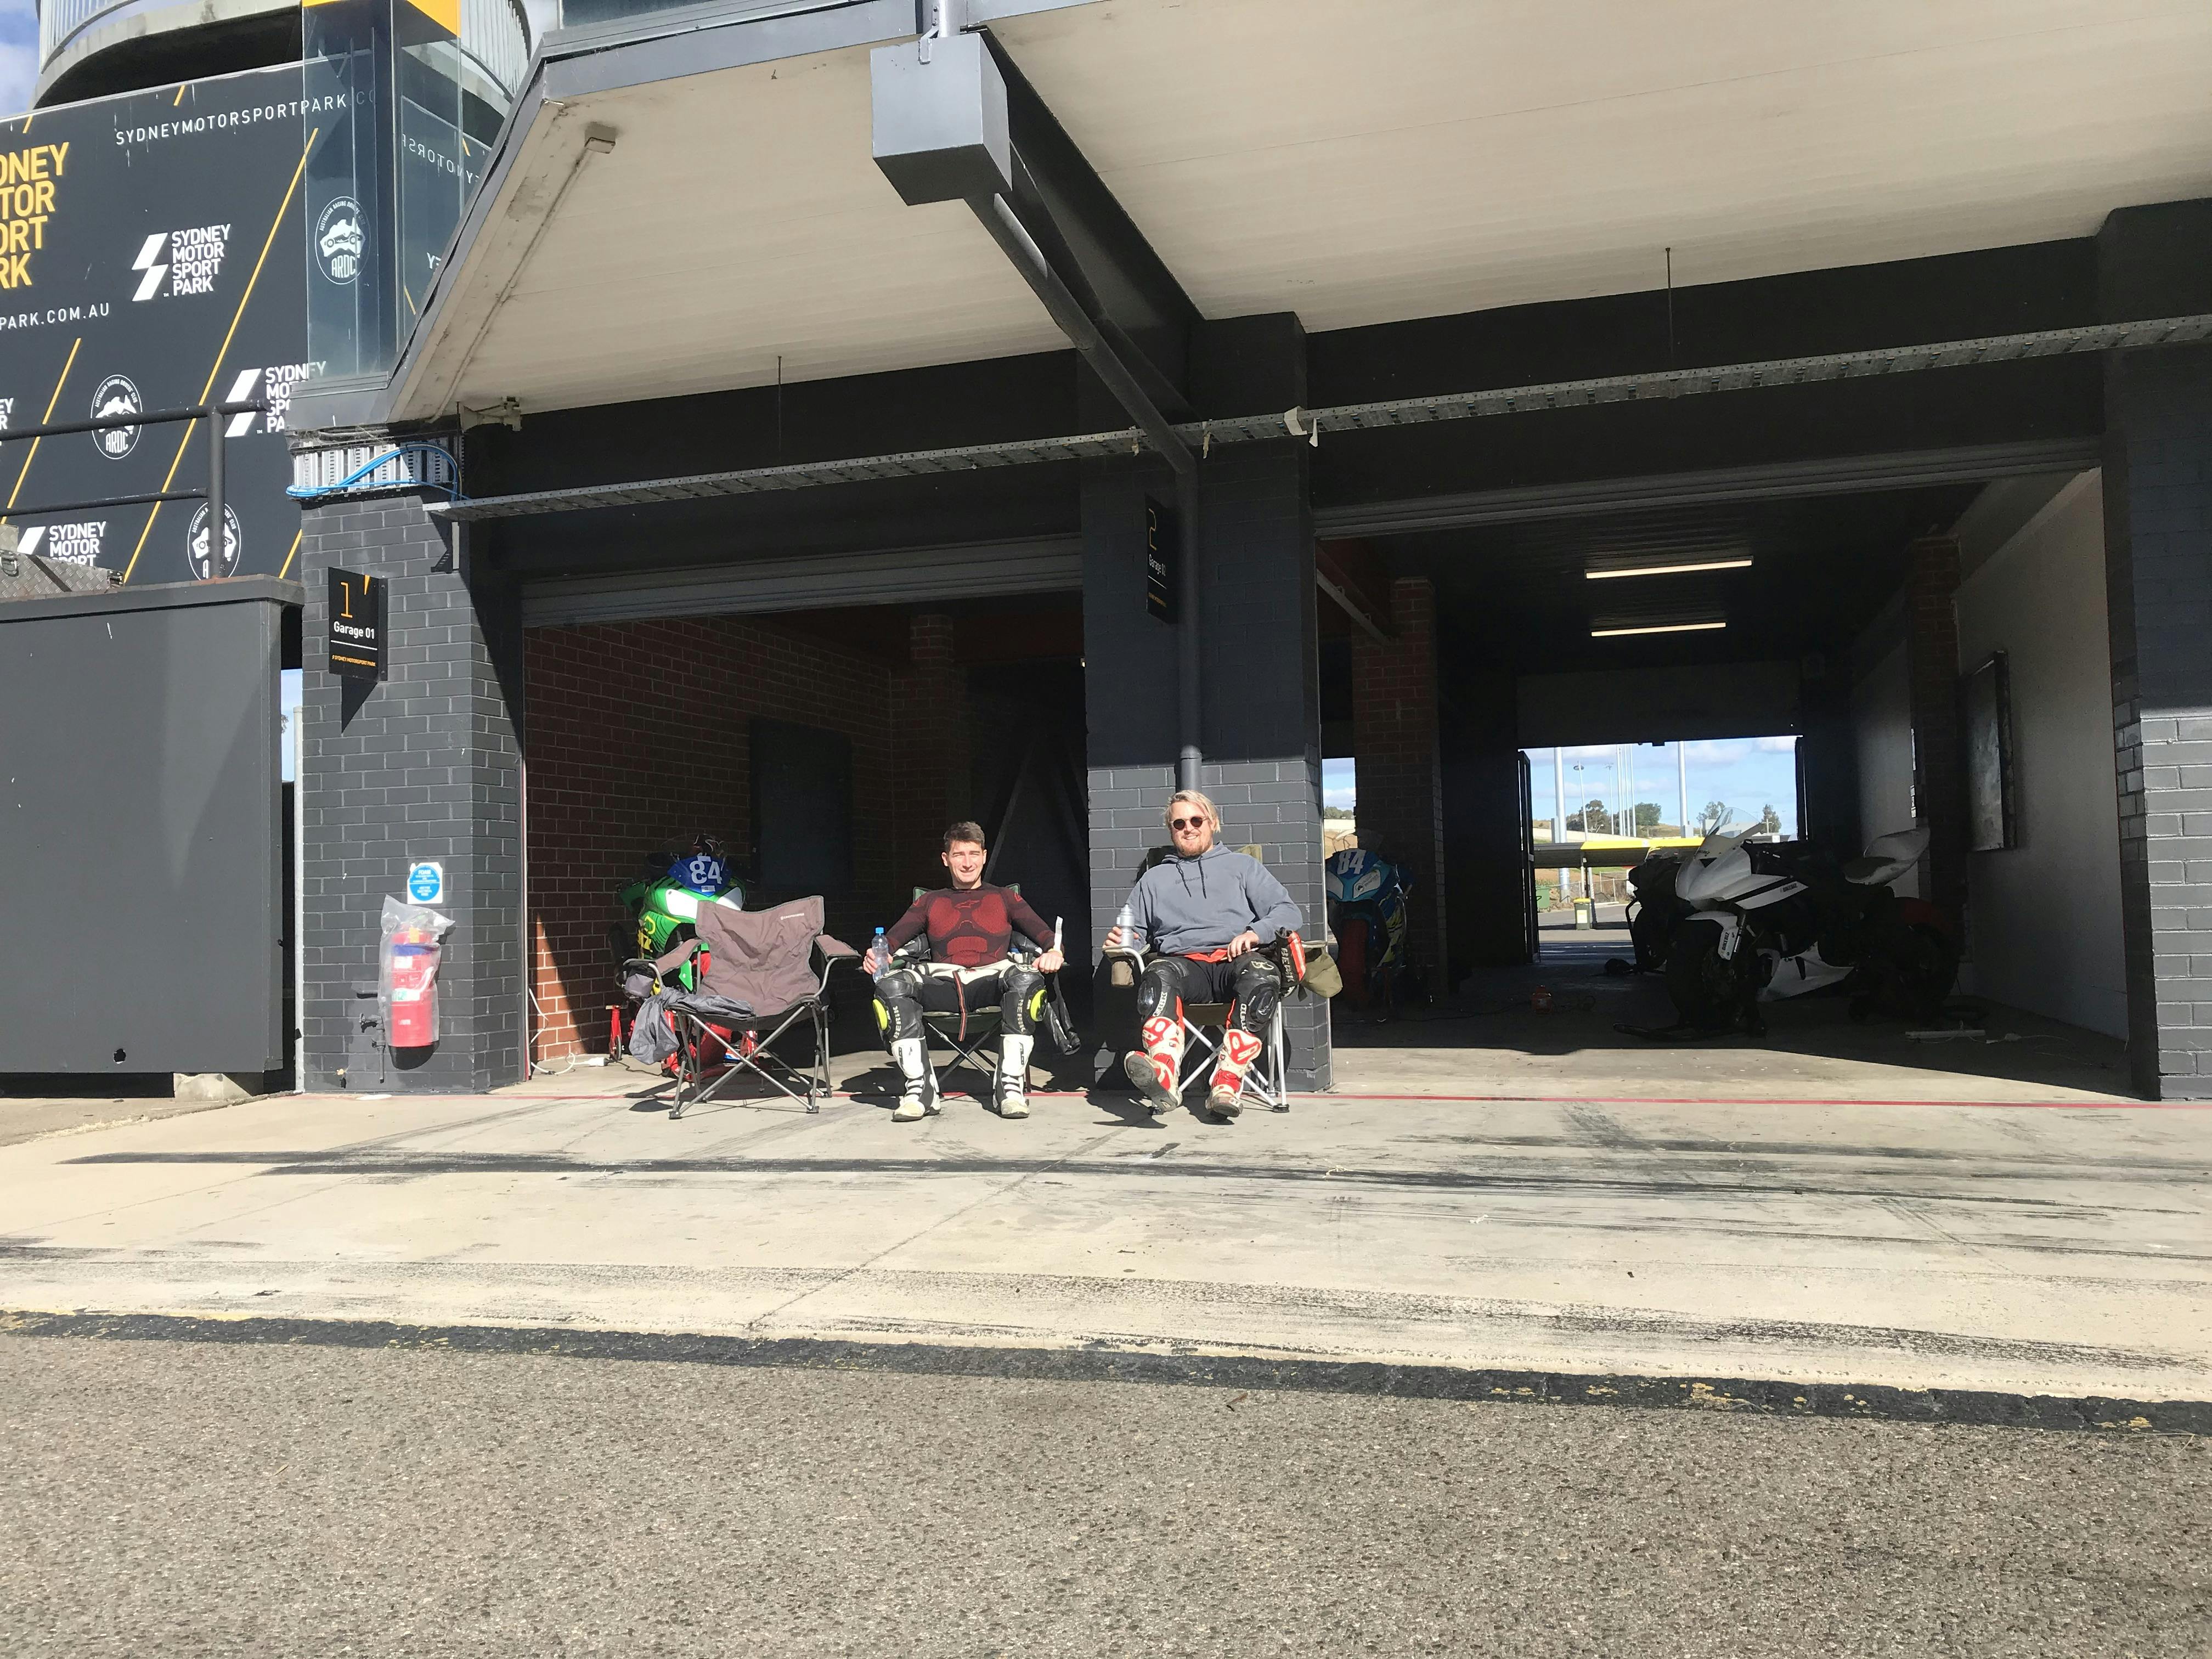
[
  {"xmin": 1325, "ymin": 735, "xmax": 1802, "ymax": 836},
  {"xmin": 0, "ymin": 0, "xmax": 35, "ymax": 119}
]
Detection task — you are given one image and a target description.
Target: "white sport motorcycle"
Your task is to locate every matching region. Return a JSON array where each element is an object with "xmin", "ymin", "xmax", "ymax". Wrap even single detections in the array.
[{"xmin": 1664, "ymin": 827, "xmax": 1958, "ymax": 1034}]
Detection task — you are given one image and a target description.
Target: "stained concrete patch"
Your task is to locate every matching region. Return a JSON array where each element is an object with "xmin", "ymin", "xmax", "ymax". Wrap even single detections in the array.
[{"xmin": 3, "ymin": 1308, "xmax": 2205, "ymax": 1434}]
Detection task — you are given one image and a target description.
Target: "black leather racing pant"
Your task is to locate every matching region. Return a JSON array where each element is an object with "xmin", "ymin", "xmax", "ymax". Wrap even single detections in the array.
[
  {"xmin": 1130, "ymin": 952, "xmax": 1284, "ymax": 1096},
  {"xmin": 873, "ymin": 964, "xmax": 1046, "ymax": 1046},
  {"xmin": 1135, "ymin": 953, "xmax": 1283, "ymax": 1034}
]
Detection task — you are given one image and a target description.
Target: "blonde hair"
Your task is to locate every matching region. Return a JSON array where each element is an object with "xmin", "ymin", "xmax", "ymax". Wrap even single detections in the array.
[{"xmin": 1165, "ymin": 789, "xmax": 1220, "ymax": 832}]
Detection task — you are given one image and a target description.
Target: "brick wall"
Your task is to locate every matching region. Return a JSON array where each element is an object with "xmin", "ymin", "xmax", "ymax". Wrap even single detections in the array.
[
  {"xmin": 1081, "ymin": 436, "xmax": 1331, "ymax": 1089},
  {"xmin": 2101, "ymin": 345, "xmax": 2212, "ymax": 1099},
  {"xmin": 523, "ymin": 615, "xmax": 906, "ymax": 1061},
  {"xmin": 891, "ymin": 613, "xmax": 972, "ymax": 879},
  {"xmin": 2097, "ymin": 202, "xmax": 2212, "ymax": 1101},
  {"xmin": 1351, "ymin": 575, "xmax": 1448, "ymax": 981},
  {"xmin": 298, "ymin": 488, "xmax": 526, "ymax": 1093}
]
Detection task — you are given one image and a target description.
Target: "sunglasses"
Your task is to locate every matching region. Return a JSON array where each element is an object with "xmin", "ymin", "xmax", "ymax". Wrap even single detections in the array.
[{"xmin": 1170, "ymin": 816, "xmax": 1208, "ymax": 831}]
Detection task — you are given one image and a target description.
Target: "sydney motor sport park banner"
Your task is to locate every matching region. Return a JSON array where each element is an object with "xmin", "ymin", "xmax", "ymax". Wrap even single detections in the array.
[{"xmin": 0, "ymin": 64, "xmax": 337, "ymax": 585}]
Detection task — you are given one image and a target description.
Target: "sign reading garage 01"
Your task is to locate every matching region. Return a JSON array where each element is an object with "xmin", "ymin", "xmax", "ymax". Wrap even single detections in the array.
[
  {"xmin": 328, "ymin": 567, "xmax": 385, "ymax": 682},
  {"xmin": 0, "ymin": 65, "xmax": 336, "ymax": 585}
]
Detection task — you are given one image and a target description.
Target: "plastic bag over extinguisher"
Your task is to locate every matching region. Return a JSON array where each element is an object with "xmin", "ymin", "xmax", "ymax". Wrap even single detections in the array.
[{"xmin": 380, "ymin": 895, "xmax": 456, "ymax": 1050}]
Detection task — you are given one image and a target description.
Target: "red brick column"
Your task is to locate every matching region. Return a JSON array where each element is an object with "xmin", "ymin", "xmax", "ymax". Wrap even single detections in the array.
[
  {"xmin": 891, "ymin": 612, "xmax": 969, "ymax": 887},
  {"xmin": 1905, "ymin": 536, "xmax": 1966, "ymax": 923},
  {"xmin": 1350, "ymin": 576, "xmax": 1448, "ymax": 981}
]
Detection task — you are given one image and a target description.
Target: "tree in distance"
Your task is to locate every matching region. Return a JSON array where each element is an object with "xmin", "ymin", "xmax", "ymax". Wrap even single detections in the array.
[{"xmin": 1567, "ymin": 798, "xmax": 1614, "ymax": 834}]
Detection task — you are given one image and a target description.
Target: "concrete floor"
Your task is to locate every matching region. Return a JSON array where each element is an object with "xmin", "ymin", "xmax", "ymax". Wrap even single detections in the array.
[
  {"xmin": 1, "ymin": 1059, "xmax": 2203, "ymax": 1404},
  {"xmin": 1, "ymin": 941, "xmax": 2190, "ymax": 1409},
  {"xmin": 1329, "ymin": 932, "xmax": 2137, "ymax": 1105}
]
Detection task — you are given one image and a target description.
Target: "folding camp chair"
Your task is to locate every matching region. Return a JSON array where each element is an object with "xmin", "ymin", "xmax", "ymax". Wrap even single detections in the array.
[
  {"xmin": 653, "ymin": 896, "xmax": 857, "ymax": 1118},
  {"xmin": 1111, "ymin": 934, "xmax": 1302, "ymax": 1114},
  {"xmin": 1181, "ymin": 989, "xmax": 1291, "ymax": 1113},
  {"xmin": 884, "ymin": 932, "xmax": 1043, "ymax": 1109}
]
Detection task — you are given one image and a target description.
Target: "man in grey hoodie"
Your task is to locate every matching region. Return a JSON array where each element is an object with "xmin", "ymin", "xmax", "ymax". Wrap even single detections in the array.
[{"xmin": 1106, "ymin": 788, "xmax": 1304, "ymax": 1119}]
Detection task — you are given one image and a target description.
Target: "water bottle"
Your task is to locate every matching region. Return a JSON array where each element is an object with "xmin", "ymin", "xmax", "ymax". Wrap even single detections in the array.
[
  {"xmin": 1107, "ymin": 902, "xmax": 1140, "ymax": 987},
  {"xmin": 870, "ymin": 926, "xmax": 888, "ymax": 979}
]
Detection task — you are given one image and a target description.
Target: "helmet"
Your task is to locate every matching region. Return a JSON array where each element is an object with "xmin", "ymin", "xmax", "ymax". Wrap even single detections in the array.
[{"xmin": 669, "ymin": 833, "xmax": 729, "ymax": 895}]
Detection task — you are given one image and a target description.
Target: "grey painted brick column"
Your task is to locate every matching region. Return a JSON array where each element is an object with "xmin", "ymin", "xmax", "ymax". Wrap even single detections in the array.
[
  {"xmin": 2100, "ymin": 201, "xmax": 2212, "ymax": 1100},
  {"xmin": 1081, "ymin": 320, "xmax": 1329, "ymax": 1089},
  {"xmin": 297, "ymin": 476, "xmax": 525, "ymax": 1093}
]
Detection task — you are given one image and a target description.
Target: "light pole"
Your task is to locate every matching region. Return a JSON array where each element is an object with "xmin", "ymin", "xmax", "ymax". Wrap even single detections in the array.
[{"xmin": 1566, "ymin": 770, "xmax": 1583, "ymax": 924}]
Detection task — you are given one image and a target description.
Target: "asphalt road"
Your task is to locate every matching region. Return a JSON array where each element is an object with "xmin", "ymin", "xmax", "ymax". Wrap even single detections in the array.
[{"xmin": 2, "ymin": 1335, "xmax": 2205, "ymax": 1657}]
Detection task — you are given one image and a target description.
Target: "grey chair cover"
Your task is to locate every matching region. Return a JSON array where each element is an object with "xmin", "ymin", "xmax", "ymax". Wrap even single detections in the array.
[{"xmin": 685, "ymin": 896, "xmax": 856, "ymax": 1019}]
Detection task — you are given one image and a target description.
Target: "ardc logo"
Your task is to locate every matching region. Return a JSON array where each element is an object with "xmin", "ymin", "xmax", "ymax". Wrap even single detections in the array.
[
  {"xmin": 90, "ymin": 374, "xmax": 141, "ymax": 459},
  {"xmin": 315, "ymin": 196, "xmax": 363, "ymax": 285}
]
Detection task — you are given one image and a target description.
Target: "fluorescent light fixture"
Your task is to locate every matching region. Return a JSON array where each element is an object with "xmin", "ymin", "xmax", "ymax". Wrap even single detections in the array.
[
  {"xmin": 1584, "ymin": 557, "xmax": 1753, "ymax": 580},
  {"xmin": 1590, "ymin": 620, "xmax": 1728, "ymax": 638}
]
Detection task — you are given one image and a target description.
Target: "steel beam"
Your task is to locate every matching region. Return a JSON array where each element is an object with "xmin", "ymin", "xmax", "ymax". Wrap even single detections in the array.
[
  {"xmin": 1314, "ymin": 437, "xmax": 2105, "ymax": 538},
  {"xmin": 434, "ymin": 313, "xmax": 2212, "ymax": 524}
]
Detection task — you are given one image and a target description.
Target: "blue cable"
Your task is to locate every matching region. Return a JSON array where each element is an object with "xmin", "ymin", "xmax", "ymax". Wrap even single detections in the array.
[{"xmin": 286, "ymin": 443, "xmax": 466, "ymax": 501}]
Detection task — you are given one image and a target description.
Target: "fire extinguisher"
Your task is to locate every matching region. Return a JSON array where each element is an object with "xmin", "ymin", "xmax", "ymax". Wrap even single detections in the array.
[{"xmin": 387, "ymin": 927, "xmax": 442, "ymax": 1048}]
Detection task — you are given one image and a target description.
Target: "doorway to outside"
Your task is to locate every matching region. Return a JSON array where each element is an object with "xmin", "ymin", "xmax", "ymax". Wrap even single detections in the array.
[{"xmin": 1526, "ymin": 736, "xmax": 1801, "ymax": 935}]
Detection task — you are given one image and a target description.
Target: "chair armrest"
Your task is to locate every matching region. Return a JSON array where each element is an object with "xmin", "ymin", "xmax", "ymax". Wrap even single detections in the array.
[
  {"xmin": 814, "ymin": 934, "xmax": 860, "ymax": 998},
  {"xmin": 652, "ymin": 938, "xmax": 701, "ymax": 977}
]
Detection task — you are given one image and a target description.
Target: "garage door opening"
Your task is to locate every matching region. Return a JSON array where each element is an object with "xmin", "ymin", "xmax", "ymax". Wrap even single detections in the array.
[
  {"xmin": 1529, "ymin": 735, "xmax": 1801, "ymax": 934},
  {"xmin": 1319, "ymin": 467, "xmax": 2132, "ymax": 1101},
  {"xmin": 522, "ymin": 592, "xmax": 1087, "ymax": 1070}
]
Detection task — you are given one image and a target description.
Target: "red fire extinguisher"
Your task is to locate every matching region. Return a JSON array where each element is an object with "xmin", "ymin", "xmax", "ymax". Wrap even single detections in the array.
[{"xmin": 387, "ymin": 927, "xmax": 442, "ymax": 1048}]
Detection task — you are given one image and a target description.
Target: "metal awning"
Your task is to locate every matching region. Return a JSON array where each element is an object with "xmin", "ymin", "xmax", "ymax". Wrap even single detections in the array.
[{"xmin": 435, "ymin": 312, "xmax": 2211, "ymax": 522}]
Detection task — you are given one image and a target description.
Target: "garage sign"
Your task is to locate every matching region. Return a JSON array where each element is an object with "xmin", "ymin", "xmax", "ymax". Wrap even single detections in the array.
[{"xmin": 328, "ymin": 568, "xmax": 384, "ymax": 681}]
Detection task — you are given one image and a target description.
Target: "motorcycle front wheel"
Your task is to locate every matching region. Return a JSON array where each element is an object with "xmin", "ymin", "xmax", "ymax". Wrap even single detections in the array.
[
  {"xmin": 1629, "ymin": 897, "xmax": 1675, "ymax": 972},
  {"xmin": 1664, "ymin": 919, "xmax": 1742, "ymax": 1030}
]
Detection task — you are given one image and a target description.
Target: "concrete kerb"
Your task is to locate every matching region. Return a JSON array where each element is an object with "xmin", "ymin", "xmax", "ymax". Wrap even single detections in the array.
[{"xmin": 2, "ymin": 1309, "xmax": 2203, "ymax": 1436}]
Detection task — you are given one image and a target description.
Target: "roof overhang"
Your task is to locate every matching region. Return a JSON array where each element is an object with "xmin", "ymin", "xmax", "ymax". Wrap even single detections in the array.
[{"xmin": 292, "ymin": 0, "xmax": 2212, "ymax": 434}]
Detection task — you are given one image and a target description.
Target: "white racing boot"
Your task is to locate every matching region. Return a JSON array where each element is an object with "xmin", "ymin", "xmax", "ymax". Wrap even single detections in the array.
[
  {"xmin": 996, "ymin": 1034, "xmax": 1034, "ymax": 1119},
  {"xmin": 1206, "ymin": 1028, "xmax": 1265, "ymax": 1120},
  {"xmin": 1122, "ymin": 1013, "xmax": 1185, "ymax": 1115},
  {"xmin": 890, "ymin": 1036, "xmax": 935, "ymax": 1122}
]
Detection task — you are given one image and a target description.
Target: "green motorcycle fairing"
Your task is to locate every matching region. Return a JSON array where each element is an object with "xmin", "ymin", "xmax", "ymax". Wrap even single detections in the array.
[{"xmin": 619, "ymin": 877, "xmax": 744, "ymax": 991}]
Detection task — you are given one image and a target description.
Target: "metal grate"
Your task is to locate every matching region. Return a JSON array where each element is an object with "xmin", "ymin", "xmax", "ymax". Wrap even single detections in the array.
[{"xmin": 431, "ymin": 312, "xmax": 2212, "ymax": 522}]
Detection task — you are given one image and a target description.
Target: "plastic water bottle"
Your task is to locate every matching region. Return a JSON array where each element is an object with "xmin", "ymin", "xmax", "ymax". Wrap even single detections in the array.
[{"xmin": 870, "ymin": 926, "xmax": 888, "ymax": 978}]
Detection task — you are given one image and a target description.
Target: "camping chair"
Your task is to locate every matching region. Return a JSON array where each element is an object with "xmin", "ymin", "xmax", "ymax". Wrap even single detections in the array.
[
  {"xmin": 653, "ymin": 896, "xmax": 857, "ymax": 1118},
  {"xmin": 885, "ymin": 928, "xmax": 1043, "ymax": 1108},
  {"xmin": 1110, "ymin": 934, "xmax": 1301, "ymax": 1115},
  {"xmin": 1181, "ymin": 945, "xmax": 1294, "ymax": 1114}
]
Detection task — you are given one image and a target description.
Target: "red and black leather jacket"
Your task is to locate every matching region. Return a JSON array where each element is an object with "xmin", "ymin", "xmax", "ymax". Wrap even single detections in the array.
[{"xmin": 884, "ymin": 884, "xmax": 1054, "ymax": 969}]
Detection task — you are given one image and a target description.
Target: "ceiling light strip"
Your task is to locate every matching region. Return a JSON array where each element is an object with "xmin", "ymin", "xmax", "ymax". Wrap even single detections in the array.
[
  {"xmin": 1589, "ymin": 620, "xmax": 1728, "ymax": 638},
  {"xmin": 1585, "ymin": 557, "xmax": 1753, "ymax": 580}
]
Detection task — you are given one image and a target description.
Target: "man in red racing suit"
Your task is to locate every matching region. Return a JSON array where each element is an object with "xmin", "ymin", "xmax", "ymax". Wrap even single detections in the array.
[{"xmin": 868, "ymin": 821, "xmax": 1064, "ymax": 1121}]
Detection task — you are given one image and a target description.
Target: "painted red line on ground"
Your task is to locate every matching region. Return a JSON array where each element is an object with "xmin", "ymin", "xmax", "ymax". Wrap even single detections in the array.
[
  {"xmin": 1301, "ymin": 1093, "xmax": 2196, "ymax": 1110},
  {"xmin": 357, "ymin": 1090, "xmax": 2204, "ymax": 1111}
]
